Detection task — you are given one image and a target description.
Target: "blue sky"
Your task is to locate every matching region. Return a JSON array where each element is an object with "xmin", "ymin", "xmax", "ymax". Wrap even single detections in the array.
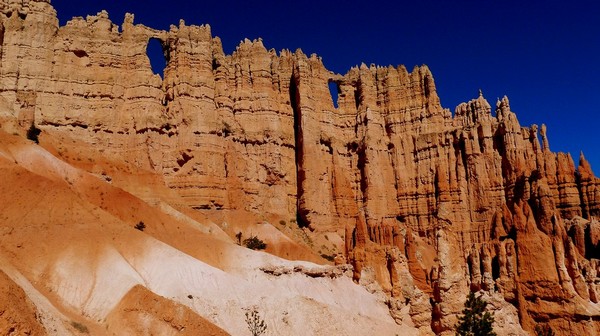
[{"xmin": 52, "ymin": 0, "xmax": 600, "ymax": 172}]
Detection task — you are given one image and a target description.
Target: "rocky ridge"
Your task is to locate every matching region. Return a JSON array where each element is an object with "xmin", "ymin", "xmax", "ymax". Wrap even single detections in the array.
[{"xmin": 0, "ymin": 1, "xmax": 600, "ymax": 335}]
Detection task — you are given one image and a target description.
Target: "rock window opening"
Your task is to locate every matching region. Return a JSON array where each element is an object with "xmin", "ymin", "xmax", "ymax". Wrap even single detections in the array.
[
  {"xmin": 328, "ymin": 81, "xmax": 340, "ymax": 108},
  {"xmin": 147, "ymin": 38, "xmax": 167, "ymax": 78}
]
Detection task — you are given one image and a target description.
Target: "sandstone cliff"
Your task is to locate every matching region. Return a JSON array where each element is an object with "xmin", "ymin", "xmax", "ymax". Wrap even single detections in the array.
[{"xmin": 1, "ymin": 1, "xmax": 600, "ymax": 335}]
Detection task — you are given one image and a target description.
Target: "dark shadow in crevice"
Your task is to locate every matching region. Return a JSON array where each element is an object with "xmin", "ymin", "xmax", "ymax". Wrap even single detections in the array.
[{"xmin": 290, "ymin": 74, "xmax": 309, "ymax": 229}]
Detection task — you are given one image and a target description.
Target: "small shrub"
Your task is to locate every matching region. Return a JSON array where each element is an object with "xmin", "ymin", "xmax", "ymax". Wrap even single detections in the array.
[
  {"xmin": 243, "ymin": 235, "xmax": 267, "ymax": 250},
  {"xmin": 320, "ymin": 254, "xmax": 335, "ymax": 262},
  {"xmin": 535, "ymin": 324, "xmax": 555, "ymax": 336},
  {"xmin": 279, "ymin": 220, "xmax": 286, "ymax": 226},
  {"xmin": 455, "ymin": 292, "xmax": 496, "ymax": 336},
  {"xmin": 134, "ymin": 221, "xmax": 146, "ymax": 231},
  {"xmin": 26, "ymin": 123, "xmax": 41, "ymax": 144},
  {"xmin": 245, "ymin": 308, "xmax": 267, "ymax": 336},
  {"xmin": 70, "ymin": 321, "xmax": 89, "ymax": 333},
  {"xmin": 235, "ymin": 232, "xmax": 242, "ymax": 245}
]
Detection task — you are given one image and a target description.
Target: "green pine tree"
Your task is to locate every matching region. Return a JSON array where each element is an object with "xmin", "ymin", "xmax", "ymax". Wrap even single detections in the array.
[{"xmin": 455, "ymin": 292, "xmax": 496, "ymax": 336}]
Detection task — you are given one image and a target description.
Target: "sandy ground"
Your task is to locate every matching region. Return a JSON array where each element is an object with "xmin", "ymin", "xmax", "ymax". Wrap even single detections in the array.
[
  {"xmin": 0, "ymin": 269, "xmax": 46, "ymax": 335},
  {"xmin": 106, "ymin": 285, "xmax": 229, "ymax": 335}
]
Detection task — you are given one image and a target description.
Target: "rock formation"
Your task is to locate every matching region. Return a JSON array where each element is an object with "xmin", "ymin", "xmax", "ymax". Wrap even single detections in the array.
[{"xmin": 1, "ymin": 1, "xmax": 600, "ymax": 335}]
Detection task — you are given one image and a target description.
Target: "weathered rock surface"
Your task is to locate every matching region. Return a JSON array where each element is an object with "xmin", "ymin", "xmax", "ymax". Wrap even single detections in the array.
[{"xmin": 0, "ymin": 1, "xmax": 599, "ymax": 335}]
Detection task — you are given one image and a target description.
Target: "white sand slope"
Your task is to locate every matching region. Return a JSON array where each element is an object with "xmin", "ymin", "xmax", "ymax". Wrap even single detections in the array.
[{"xmin": 43, "ymin": 235, "xmax": 416, "ymax": 335}]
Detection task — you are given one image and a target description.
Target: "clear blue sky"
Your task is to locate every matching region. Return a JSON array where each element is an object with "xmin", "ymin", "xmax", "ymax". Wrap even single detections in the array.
[{"xmin": 52, "ymin": 0, "xmax": 600, "ymax": 172}]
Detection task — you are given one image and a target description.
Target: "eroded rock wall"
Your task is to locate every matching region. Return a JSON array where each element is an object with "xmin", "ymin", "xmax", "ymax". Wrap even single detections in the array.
[{"xmin": 2, "ymin": 1, "xmax": 600, "ymax": 335}]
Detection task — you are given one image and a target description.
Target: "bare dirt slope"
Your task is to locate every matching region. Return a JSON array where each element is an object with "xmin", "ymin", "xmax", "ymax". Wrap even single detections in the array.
[
  {"xmin": 106, "ymin": 285, "xmax": 229, "ymax": 336},
  {"xmin": 0, "ymin": 270, "xmax": 46, "ymax": 336},
  {"xmin": 0, "ymin": 130, "xmax": 414, "ymax": 335}
]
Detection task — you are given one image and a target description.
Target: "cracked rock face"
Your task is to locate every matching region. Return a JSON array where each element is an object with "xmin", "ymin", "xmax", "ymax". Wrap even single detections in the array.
[{"xmin": 1, "ymin": 1, "xmax": 600, "ymax": 335}]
